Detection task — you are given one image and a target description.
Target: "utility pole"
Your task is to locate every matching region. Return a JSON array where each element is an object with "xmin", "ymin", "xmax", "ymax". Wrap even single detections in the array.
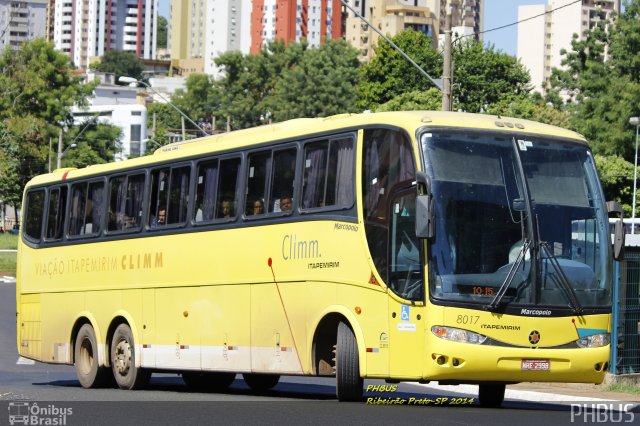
[
  {"xmin": 56, "ymin": 128, "xmax": 63, "ymax": 169},
  {"xmin": 442, "ymin": 12, "xmax": 453, "ymax": 112},
  {"xmin": 48, "ymin": 137, "xmax": 52, "ymax": 173}
]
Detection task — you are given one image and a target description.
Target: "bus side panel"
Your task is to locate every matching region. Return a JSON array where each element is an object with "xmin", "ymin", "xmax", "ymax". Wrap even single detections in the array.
[
  {"xmin": 40, "ymin": 292, "xmax": 84, "ymax": 364},
  {"xmin": 18, "ymin": 294, "xmax": 41, "ymax": 361},
  {"xmin": 250, "ymin": 282, "xmax": 305, "ymax": 374},
  {"xmin": 201, "ymin": 284, "xmax": 251, "ymax": 373},
  {"xmin": 154, "ymin": 287, "xmax": 203, "ymax": 370},
  {"xmin": 141, "ymin": 289, "xmax": 156, "ymax": 368}
]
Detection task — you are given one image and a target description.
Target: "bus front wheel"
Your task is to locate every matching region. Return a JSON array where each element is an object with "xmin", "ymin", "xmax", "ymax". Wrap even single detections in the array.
[
  {"xmin": 75, "ymin": 324, "xmax": 111, "ymax": 388},
  {"xmin": 336, "ymin": 321, "xmax": 363, "ymax": 402},
  {"xmin": 478, "ymin": 383, "xmax": 506, "ymax": 408},
  {"xmin": 110, "ymin": 323, "xmax": 151, "ymax": 390}
]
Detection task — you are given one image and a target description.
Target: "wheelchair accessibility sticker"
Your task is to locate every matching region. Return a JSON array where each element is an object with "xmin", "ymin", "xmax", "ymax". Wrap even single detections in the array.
[{"xmin": 398, "ymin": 305, "xmax": 416, "ymax": 332}]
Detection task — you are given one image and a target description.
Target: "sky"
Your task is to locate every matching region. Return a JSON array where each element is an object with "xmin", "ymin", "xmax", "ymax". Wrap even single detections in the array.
[{"xmin": 157, "ymin": 0, "xmax": 547, "ymax": 57}]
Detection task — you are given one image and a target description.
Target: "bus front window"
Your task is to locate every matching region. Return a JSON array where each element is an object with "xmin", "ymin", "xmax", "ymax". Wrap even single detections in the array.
[{"xmin": 421, "ymin": 131, "xmax": 611, "ymax": 312}]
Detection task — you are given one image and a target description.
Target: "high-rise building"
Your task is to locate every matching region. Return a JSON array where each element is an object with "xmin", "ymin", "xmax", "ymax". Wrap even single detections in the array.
[
  {"xmin": 204, "ymin": 0, "xmax": 251, "ymax": 76},
  {"xmin": 0, "ymin": 0, "xmax": 48, "ymax": 50},
  {"xmin": 345, "ymin": 0, "xmax": 439, "ymax": 62},
  {"xmin": 250, "ymin": 0, "xmax": 342, "ymax": 55},
  {"xmin": 517, "ymin": 0, "xmax": 620, "ymax": 94},
  {"xmin": 52, "ymin": 0, "xmax": 158, "ymax": 70},
  {"xmin": 428, "ymin": 0, "xmax": 482, "ymax": 41}
]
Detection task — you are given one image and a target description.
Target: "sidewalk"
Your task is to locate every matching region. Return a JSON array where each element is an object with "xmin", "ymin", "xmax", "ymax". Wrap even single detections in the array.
[{"xmin": 509, "ymin": 381, "xmax": 640, "ymax": 402}]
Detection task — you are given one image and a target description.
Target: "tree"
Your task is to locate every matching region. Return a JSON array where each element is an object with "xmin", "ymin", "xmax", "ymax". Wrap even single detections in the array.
[
  {"xmin": 213, "ymin": 40, "xmax": 308, "ymax": 129},
  {"xmin": 94, "ymin": 50, "xmax": 145, "ymax": 84},
  {"xmin": 548, "ymin": 7, "xmax": 640, "ymax": 160},
  {"xmin": 266, "ymin": 39, "xmax": 361, "ymax": 121},
  {"xmin": 595, "ymin": 155, "xmax": 635, "ymax": 216},
  {"xmin": 375, "ymin": 88, "xmax": 441, "ymax": 112},
  {"xmin": 0, "ymin": 39, "xmax": 94, "ymax": 208},
  {"xmin": 358, "ymin": 30, "xmax": 442, "ymax": 111},
  {"xmin": 157, "ymin": 16, "xmax": 168, "ymax": 49},
  {"xmin": 61, "ymin": 121, "xmax": 123, "ymax": 168},
  {"xmin": 452, "ymin": 41, "xmax": 531, "ymax": 113}
]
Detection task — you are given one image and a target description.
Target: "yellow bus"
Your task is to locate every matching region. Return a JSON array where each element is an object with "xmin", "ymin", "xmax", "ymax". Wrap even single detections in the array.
[{"xmin": 16, "ymin": 111, "xmax": 623, "ymax": 406}]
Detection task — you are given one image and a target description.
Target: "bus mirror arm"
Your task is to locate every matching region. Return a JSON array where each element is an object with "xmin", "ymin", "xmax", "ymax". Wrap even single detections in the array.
[
  {"xmin": 415, "ymin": 172, "xmax": 434, "ymax": 239},
  {"xmin": 606, "ymin": 201, "xmax": 625, "ymax": 261}
]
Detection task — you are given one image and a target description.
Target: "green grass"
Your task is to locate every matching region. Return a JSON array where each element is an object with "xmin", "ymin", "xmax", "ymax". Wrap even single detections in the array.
[
  {"xmin": 606, "ymin": 383, "xmax": 640, "ymax": 395},
  {"xmin": 0, "ymin": 233, "xmax": 18, "ymax": 249},
  {"xmin": 0, "ymin": 233, "xmax": 17, "ymax": 275}
]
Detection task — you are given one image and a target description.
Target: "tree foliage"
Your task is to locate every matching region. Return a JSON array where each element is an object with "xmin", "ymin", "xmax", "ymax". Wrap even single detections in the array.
[
  {"xmin": 0, "ymin": 39, "xmax": 94, "ymax": 207},
  {"xmin": 358, "ymin": 30, "xmax": 441, "ymax": 111},
  {"xmin": 94, "ymin": 50, "xmax": 145, "ymax": 84},
  {"xmin": 265, "ymin": 39, "xmax": 361, "ymax": 121},
  {"xmin": 157, "ymin": 16, "xmax": 168, "ymax": 49},
  {"xmin": 452, "ymin": 41, "xmax": 531, "ymax": 113}
]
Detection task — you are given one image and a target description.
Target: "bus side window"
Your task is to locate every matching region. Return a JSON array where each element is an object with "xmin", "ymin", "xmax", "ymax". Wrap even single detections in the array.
[
  {"xmin": 195, "ymin": 160, "xmax": 218, "ymax": 222},
  {"xmin": 246, "ymin": 151, "xmax": 270, "ymax": 216},
  {"xmin": 45, "ymin": 186, "xmax": 68, "ymax": 241},
  {"xmin": 68, "ymin": 183, "xmax": 88, "ymax": 236},
  {"xmin": 216, "ymin": 157, "xmax": 240, "ymax": 219},
  {"xmin": 108, "ymin": 174, "xmax": 144, "ymax": 231},
  {"xmin": 24, "ymin": 189, "xmax": 45, "ymax": 241},
  {"xmin": 302, "ymin": 137, "xmax": 354, "ymax": 210},
  {"xmin": 270, "ymin": 148, "xmax": 297, "ymax": 213}
]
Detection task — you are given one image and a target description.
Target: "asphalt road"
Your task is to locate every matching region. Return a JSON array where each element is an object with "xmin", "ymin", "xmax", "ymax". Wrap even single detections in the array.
[{"xmin": 0, "ymin": 281, "xmax": 629, "ymax": 425}]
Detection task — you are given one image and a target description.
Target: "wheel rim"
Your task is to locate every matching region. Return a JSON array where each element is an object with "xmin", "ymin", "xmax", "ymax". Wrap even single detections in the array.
[
  {"xmin": 79, "ymin": 337, "xmax": 94, "ymax": 375},
  {"xmin": 114, "ymin": 338, "xmax": 132, "ymax": 376}
]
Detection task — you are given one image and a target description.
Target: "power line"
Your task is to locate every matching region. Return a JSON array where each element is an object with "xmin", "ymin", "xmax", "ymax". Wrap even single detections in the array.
[{"xmin": 458, "ymin": 0, "xmax": 583, "ymax": 41}]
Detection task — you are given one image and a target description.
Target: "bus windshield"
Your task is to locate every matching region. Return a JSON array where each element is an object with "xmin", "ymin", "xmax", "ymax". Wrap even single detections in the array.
[{"xmin": 421, "ymin": 131, "xmax": 611, "ymax": 311}]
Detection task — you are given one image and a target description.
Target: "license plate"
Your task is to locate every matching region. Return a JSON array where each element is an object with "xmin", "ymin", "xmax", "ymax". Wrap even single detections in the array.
[{"xmin": 521, "ymin": 359, "xmax": 550, "ymax": 371}]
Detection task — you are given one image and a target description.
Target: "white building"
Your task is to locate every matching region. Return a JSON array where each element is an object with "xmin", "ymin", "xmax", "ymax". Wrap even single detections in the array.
[
  {"xmin": 0, "ymin": 0, "xmax": 48, "ymax": 50},
  {"xmin": 74, "ymin": 73, "xmax": 148, "ymax": 161},
  {"xmin": 517, "ymin": 0, "xmax": 620, "ymax": 95},
  {"xmin": 203, "ymin": 0, "xmax": 251, "ymax": 76},
  {"xmin": 53, "ymin": 0, "xmax": 158, "ymax": 70}
]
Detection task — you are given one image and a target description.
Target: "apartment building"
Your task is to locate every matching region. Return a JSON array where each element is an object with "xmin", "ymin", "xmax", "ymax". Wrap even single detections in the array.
[
  {"xmin": 250, "ymin": 0, "xmax": 342, "ymax": 55},
  {"xmin": 345, "ymin": 0, "xmax": 438, "ymax": 62},
  {"xmin": 517, "ymin": 0, "xmax": 620, "ymax": 94},
  {"xmin": 344, "ymin": 0, "xmax": 481, "ymax": 62},
  {"xmin": 0, "ymin": 0, "xmax": 48, "ymax": 50},
  {"xmin": 52, "ymin": 0, "xmax": 158, "ymax": 70}
]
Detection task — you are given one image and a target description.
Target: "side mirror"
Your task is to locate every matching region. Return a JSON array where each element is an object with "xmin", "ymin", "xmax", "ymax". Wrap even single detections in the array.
[
  {"xmin": 416, "ymin": 172, "xmax": 434, "ymax": 239},
  {"xmin": 607, "ymin": 201, "xmax": 625, "ymax": 261}
]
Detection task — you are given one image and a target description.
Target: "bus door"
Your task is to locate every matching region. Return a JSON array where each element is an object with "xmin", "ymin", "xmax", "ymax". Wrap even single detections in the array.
[{"xmin": 386, "ymin": 190, "xmax": 426, "ymax": 379}]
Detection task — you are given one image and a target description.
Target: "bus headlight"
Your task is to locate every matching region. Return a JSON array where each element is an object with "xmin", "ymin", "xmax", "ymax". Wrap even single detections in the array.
[
  {"xmin": 431, "ymin": 326, "xmax": 487, "ymax": 345},
  {"xmin": 576, "ymin": 333, "xmax": 610, "ymax": 348}
]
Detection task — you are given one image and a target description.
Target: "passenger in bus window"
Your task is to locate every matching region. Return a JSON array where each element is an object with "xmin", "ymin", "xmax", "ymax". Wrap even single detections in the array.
[
  {"xmin": 279, "ymin": 195, "xmax": 293, "ymax": 212},
  {"xmin": 252, "ymin": 199, "xmax": 264, "ymax": 215},
  {"xmin": 220, "ymin": 200, "xmax": 233, "ymax": 218},
  {"xmin": 150, "ymin": 209, "xmax": 166, "ymax": 227}
]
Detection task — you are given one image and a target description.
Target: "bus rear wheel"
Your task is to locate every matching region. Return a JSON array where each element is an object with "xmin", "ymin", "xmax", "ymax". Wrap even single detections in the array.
[
  {"xmin": 478, "ymin": 383, "xmax": 506, "ymax": 408},
  {"xmin": 110, "ymin": 323, "xmax": 150, "ymax": 390},
  {"xmin": 335, "ymin": 321, "xmax": 363, "ymax": 402},
  {"xmin": 75, "ymin": 324, "xmax": 111, "ymax": 388},
  {"xmin": 182, "ymin": 372, "xmax": 236, "ymax": 391},
  {"xmin": 242, "ymin": 373, "xmax": 280, "ymax": 391}
]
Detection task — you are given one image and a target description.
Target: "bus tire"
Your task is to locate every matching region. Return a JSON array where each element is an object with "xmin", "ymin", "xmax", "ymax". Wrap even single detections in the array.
[
  {"xmin": 336, "ymin": 321, "xmax": 363, "ymax": 402},
  {"xmin": 242, "ymin": 373, "xmax": 280, "ymax": 391},
  {"xmin": 110, "ymin": 323, "xmax": 150, "ymax": 390},
  {"xmin": 478, "ymin": 383, "xmax": 506, "ymax": 408},
  {"xmin": 182, "ymin": 372, "xmax": 236, "ymax": 392},
  {"xmin": 75, "ymin": 324, "xmax": 111, "ymax": 388}
]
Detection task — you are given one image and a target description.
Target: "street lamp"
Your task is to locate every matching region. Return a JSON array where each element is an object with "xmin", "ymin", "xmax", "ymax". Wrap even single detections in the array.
[
  {"xmin": 56, "ymin": 143, "xmax": 76, "ymax": 169},
  {"xmin": 118, "ymin": 76, "xmax": 209, "ymax": 136},
  {"xmin": 630, "ymin": 116, "xmax": 640, "ymax": 234}
]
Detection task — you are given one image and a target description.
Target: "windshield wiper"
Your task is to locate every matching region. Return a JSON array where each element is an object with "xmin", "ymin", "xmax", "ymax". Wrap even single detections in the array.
[
  {"xmin": 485, "ymin": 240, "xmax": 531, "ymax": 312},
  {"xmin": 539, "ymin": 242, "xmax": 584, "ymax": 315}
]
